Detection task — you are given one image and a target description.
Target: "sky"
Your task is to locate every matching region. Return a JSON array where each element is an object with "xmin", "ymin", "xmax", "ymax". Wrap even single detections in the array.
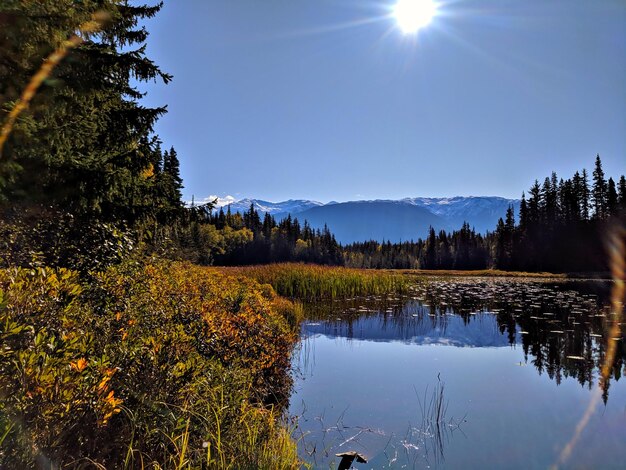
[{"xmin": 136, "ymin": 0, "xmax": 626, "ymax": 203}]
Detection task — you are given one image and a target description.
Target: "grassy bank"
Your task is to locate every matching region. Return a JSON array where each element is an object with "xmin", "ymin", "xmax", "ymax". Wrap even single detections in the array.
[
  {"xmin": 0, "ymin": 260, "xmax": 302, "ymax": 469},
  {"xmin": 221, "ymin": 263, "xmax": 410, "ymax": 301}
]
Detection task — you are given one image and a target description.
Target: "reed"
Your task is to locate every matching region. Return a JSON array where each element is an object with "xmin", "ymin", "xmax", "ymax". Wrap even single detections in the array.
[{"xmin": 221, "ymin": 263, "xmax": 410, "ymax": 301}]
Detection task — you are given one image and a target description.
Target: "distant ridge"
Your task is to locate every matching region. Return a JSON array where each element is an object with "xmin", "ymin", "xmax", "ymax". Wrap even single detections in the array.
[{"xmin": 193, "ymin": 195, "xmax": 520, "ymax": 244}]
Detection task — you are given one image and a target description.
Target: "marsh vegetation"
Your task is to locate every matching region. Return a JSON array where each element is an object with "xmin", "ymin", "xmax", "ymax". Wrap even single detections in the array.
[{"xmin": 0, "ymin": 261, "xmax": 302, "ymax": 468}]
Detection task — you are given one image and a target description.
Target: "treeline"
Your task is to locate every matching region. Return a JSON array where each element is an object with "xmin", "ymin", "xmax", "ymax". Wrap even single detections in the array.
[
  {"xmin": 343, "ymin": 222, "xmax": 488, "ymax": 270},
  {"xmin": 492, "ymin": 155, "xmax": 625, "ymax": 272},
  {"xmin": 171, "ymin": 155, "xmax": 624, "ymax": 273},
  {"xmin": 178, "ymin": 207, "xmax": 488, "ymax": 271},
  {"xmin": 171, "ymin": 203, "xmax": 343, "ymax": 265},
  {"xmin": 344, "ymin": 155, "xmax": 625, "ymax": 272}
]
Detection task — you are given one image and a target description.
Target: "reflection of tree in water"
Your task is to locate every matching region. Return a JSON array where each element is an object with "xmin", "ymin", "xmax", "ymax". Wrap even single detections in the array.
[
  {"xmin": 419, "ymin": 278, "xmax": 622, "ymax": 401},
  {"xmin": 304, "ymin": 277, "xmax": 622, "ymax": 401}
]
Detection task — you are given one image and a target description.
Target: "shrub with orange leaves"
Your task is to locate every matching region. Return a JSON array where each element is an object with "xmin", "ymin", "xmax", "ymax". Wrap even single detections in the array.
[
  {"xmin": 0, "ymin": 260, "xmax": 302, "ymax": 468},
  {"xmin": 0, "ymin": 267, "xmax": 124, "ymax": 466}
]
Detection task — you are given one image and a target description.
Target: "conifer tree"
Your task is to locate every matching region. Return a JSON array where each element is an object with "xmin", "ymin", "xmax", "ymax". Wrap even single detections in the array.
[
  {"xmin": 0, "ymin": 1, "xmax": 173, "ymax": 224},
  {"xmin": 438, "ymin": 230, "xmax": 452, "ymax": 269},
  {"xmin": 528, "ymin": 180, "xmax": 541, "ymax": 225},
  {"xmin": 217, "ymin": 208, "xmax": 226, "ymax": 229},
  {"xmin": 262, "ymin": 212, "xmax": 273, "ymax": 238},
  {"xmin": 619, "ymin": 175, "xmax": 626, "ymax": 211},
  {"xmin": 607, "ymin": 177, "xmax": 618, "ymax": 216},
  {"xmin": 494, "ymin": 217, "xmax": 507, "ymax": 268},
  {"xmin": 571, "ymin": 171, "xmax": 583, "ymax": 220},
  {"xmin": 559, "ymin": 178, "xmax": 577, "ymax": 222},
  {"xmin": 592, "ymin": 155, "xmax": 608, "ymax": 219},
  {"xmin": 580, "ymin": 169, "xmax": 591, "ymax": 220},
  {"xmin": 159, "ymin": 147, "xmax": 184, "ymax": 223},
  {"xmin": 226, "ymin": 206, "xmax": 233, "ymax": 227},
  {"xmin": 542, "ymin": 174, "xmax": 558, "ymax": 223},
  {"xmin": 423, "ymin": 226, "xmax": 437, "ymax": 269},
  {"xmin": 519, "ymin": 192, "xmax": 528, "ymax": 230}
]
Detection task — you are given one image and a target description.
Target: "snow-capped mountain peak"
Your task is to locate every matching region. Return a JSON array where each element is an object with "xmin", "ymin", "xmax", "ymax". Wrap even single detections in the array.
[{"xmin": 198, "ymin": 197, "xmax": 324, "ymax": 216}]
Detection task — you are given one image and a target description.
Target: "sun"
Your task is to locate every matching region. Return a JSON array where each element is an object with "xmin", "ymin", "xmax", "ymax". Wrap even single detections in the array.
[{"xmin": 393, "ymin": 0, "xmax": 437, "ymax": 34}]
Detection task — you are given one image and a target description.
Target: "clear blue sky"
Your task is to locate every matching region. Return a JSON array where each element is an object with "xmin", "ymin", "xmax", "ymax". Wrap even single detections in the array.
[{"xmin": 137, "ymin": 0, "xmax": 626, "ymax": 202}]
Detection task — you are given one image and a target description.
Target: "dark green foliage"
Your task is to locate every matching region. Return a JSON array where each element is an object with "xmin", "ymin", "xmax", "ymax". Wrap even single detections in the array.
[
  {"xmin": 0, "ymin": 205, "xmax": 134, "ymax": 272},
  {"xmin": 493, "ymin": 206, "xmax": 515, "ymax": 269},
  {"xmin": 343, "ymin": 222, "xmax": 488, "ymax": 270},
  {"xmin": 0, "ymin": 1, "xmax": 181, "ymax": 221},
  {"xmin": 492, "ymin": 155, "xmax": 624, "ymax": 272},
  {"xmin": 343, "ymin": 239, "xmax": 423, "ymax": 269},
  {"xmin": 607, "ymin": 177, "xmax": 618, "ymax": 215},
  {"xmin": 0, "ymin": 1, "xmax": 185, "ymax": 269},
  {"xmin": 580, "ymin": 169, "xmax": 591, "ymax": 220},
  {"xmin": 619, "ymin": 175, "xmax": 626, "ymax": 211},
  {"xmin": 424, "ymin": 226, "xmax": 437, "ymax": 269}
]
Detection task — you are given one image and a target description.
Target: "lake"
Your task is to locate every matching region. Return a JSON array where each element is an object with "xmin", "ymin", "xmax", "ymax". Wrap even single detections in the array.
[{"xmin": 289, "ymin": 277, "xmax": 626, "ymax": 469}]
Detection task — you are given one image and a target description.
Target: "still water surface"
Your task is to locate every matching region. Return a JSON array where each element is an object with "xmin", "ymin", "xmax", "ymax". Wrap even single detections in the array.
[{"xmin": 289, "ymin": 277, "xmax": 626, "ymax": 469}]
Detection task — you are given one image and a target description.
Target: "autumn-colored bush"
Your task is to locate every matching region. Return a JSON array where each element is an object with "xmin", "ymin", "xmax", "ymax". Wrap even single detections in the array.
[
  {"xmin": 0, "ymin": 260, "xmax": 301, "ymax": 468},
  {"xmin": 222, "ymin": 263, "xmax": 409, "ymax": 301}
]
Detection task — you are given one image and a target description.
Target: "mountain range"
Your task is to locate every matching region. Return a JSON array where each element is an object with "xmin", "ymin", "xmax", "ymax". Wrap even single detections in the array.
[{"xmin": 200, "ymin": 195, "xmax": 520, "ymax": 244}]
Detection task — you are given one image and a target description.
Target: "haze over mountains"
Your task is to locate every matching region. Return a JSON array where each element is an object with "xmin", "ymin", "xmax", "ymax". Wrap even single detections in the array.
[{"xmin": 197, "ymin": 195, "xmax": 520, "ymax": 244}]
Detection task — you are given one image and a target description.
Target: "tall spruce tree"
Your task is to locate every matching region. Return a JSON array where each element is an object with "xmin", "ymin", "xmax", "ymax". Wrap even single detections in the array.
[
  {"xmin": 580, "ymin": 169, "xmax": 591, "ymax": 220},
  {"xmin": 494, "ymin": 217, "xmax": 507, "ymax": 268},
  {"xmin": 542, "ymin": 174, "xmax": 558, "ymax": 223},
  {"xmin": 0, "ymin": 1, "xmax": 173, "ymax": 224},
  {"xmin": 423, "ymin": 226, "xmax": 437, "ymax": 269},
  {"xmin": 528, "ymin": 180, "xmax": 541, "ymax": 225},
  {"xmin": 607, "ymin": 177, "xmax": 618, "ymax": 216},
  {"xmin": 159, "ymin": 146, "xmax": 184, "ymax": 223},
  {"xmin": 592, "ymin": 155, "xmax": 608, "ymax": 219},
  {"xmin": 519, "ymin": 192, "xmax": 528, "ymax": 230},
  {"xmin": 571, "ymin": 171, "xmax": 583, "ymax": 220},
  {"xmin": 619, "ymin": 175, "xmax": 626, "ymax": 211}
]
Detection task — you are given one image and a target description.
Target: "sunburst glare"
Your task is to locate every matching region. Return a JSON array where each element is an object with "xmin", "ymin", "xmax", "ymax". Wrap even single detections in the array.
[{"xmin": 393, "ymin": 0, "xmax": 437, "ymax": 34}]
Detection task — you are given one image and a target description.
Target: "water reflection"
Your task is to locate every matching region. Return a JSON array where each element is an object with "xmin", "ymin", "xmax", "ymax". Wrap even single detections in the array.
[
  {"xmin": 305, "ymin": 307, "xmax": 518, "ymax": 347},
  {"xmin": 291, "ymin": 277, "xmax": 625, "ymax": 469},
  {"xmin": 303, "ymin": 278, "xmax": 622, "ymax": 397}
]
